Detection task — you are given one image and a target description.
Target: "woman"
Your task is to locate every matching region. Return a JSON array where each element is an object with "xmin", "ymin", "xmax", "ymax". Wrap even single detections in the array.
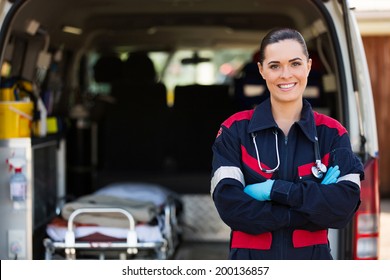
[{"xmin": 211, "ymin": 28, "xmax": 363, "ymax": 260}]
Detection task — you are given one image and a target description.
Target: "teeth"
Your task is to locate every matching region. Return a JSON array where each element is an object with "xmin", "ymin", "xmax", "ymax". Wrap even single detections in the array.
[{"xmin": 279, "ymin": 83, "xmax": 295, "ymax": 89}]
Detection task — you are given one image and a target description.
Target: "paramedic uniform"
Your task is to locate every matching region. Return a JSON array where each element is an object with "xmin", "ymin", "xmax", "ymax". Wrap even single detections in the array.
[{"xmin": 211, "ymin": 98, "xmax": 363, "ymax": 260}]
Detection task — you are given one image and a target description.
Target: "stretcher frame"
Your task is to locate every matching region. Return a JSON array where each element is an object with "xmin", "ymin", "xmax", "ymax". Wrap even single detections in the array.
[{"xmin": 43, "ymin": 197, "xmax": 180, "ymax": 260}]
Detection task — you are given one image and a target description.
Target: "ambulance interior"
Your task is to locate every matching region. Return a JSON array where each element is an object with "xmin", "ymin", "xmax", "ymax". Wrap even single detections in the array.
[{"xmin": 0, "ymin": 0, "xmax": 343, "ymax": 259}]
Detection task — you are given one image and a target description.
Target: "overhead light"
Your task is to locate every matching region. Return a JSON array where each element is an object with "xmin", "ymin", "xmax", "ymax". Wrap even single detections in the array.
[
  {"xmin": 26, "ymin": 19, "xmax": 41, "ymax": 35},
  {"xmin": 62, "ymin": 25, "xmax": 82, "ymax": 35},
  {"xmin": 147, "ymin": 27, "xmax": 157, "ymax": 35},
  {"xmin": 1, "ymin": 61, "xmax": 12, "ymax": 78}
]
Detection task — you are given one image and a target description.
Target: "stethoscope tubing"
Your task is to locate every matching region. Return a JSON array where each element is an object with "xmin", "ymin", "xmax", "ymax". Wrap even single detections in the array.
[
  {"xmin": 251, "ymin": 129, "xmax": 326, "ymax": 178},
  {"xmin": 252, "ymin": 130, "xmax": 280, "ymax": 173}
]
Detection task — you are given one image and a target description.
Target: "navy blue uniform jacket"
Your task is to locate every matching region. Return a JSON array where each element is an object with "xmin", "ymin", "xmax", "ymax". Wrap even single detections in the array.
[{"xmin": 211, "ymin": 98, "xmax": 363, "ymax": 259}]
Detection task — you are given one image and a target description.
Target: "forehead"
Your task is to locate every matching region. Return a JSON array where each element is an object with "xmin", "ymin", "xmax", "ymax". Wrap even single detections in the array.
[{"xmin": 263, "ymin": 39, "xmax": 306, "ymax": 61}]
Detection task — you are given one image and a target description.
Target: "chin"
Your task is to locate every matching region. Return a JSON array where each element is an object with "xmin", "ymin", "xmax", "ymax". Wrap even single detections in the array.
[{"xmin": 272, "ymin": 93, "xmax": 303, "ymax": 104}]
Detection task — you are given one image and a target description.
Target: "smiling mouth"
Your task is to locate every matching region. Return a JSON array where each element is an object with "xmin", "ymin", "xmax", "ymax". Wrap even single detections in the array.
[{"xmin": 278, "ymin": 83, "xmax": 296, "ymax": 90}]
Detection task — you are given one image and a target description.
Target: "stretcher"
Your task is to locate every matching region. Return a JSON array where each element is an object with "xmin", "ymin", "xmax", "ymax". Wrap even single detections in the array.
[{"xmin": 43, "ymin": 183, "xmax": 182, "ymax": 260}]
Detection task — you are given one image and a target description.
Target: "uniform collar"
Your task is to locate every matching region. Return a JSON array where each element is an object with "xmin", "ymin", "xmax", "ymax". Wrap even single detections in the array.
[{"xmin": 248, "ymin": 98, "xmax": 317, "ymax": 142}]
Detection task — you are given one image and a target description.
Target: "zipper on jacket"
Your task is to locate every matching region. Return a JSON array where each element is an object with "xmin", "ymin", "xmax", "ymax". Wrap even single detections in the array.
[
  {"xmin": 277, "ymin": 130, "xmax": 290, "ymax": 258},
  {"xmin": 283, "ymin": 134, "xmax": 289, "ymax": 258},
  {"xmin": 280, "ymin": 126, "xmax": 297, "ymax": 258},
  {"xmin": 279, "ymin": 132, "xmax": 289, "ymax": 180}
]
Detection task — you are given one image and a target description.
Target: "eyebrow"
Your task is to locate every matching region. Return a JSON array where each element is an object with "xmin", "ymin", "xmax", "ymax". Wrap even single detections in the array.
[{"xmin": 267, "ymin": 57, "xmax": 303, "ymax": 65}]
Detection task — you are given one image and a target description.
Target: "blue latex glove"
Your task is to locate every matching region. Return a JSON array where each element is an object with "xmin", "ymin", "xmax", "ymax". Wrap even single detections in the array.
[
  {"xmin": 321, "ymin": 165, "xmax": 340, "ymax": 184},
  {"xmin": 244, "ymin": 180, "xmax": 275, "ymax": 201}
]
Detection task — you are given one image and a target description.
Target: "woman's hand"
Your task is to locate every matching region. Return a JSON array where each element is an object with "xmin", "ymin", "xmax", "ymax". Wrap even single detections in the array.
[
  {"xmin": 321, "ymin": 165, "xmax": 340, "ymax": 184},
  {"xmin": 243, "ymin": 165, "xmax": 339, "ymax": 202},
  {"xmin": 244, "ymin": 180, "xmax": 275, "ymax": 201}
]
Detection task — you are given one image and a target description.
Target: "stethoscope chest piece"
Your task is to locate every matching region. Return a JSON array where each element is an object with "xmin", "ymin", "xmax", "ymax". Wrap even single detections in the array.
[
  {"xmin": 311, "ymin": 162, "xmax": 327, "ymax": 179},
  {"xmin": 311, "ymin": 136, "xmax": 327, "ymax": 179}
]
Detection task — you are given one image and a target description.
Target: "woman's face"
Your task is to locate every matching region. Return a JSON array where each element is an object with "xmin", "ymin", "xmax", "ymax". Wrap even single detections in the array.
[{"xmin": 258, "ymin": 39, "xmax": 311, "ymax": 104}]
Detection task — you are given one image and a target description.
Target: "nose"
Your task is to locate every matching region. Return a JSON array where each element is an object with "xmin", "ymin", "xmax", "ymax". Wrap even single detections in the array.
[{"xmin": 280, "ymin": 66, "xmax": 292, "ymax": 78}]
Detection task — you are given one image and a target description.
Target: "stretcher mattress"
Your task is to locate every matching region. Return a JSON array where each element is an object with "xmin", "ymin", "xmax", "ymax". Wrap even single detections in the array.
[
  {"xmin": 46, "ymin": 217, "xmax": 163, "ymax": 242},
  {"xmin": 46, "ymin": 182, "xmax": 179, "ymax": 243}
]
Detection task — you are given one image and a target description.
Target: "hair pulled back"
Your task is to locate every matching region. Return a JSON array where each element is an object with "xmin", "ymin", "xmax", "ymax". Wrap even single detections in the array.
[{"xmin": 259, "ymin": 28, "xmax": 309, "ymax": 65}]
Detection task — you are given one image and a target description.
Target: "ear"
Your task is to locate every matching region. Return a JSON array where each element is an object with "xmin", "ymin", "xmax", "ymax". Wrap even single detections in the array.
[
  {"xmin": 257, "ymin": 62, "xmax": 265, "ymax": 79},
  {"xmin": 307, "ymin": 58, "xmax": 312, "ymax": 77}
]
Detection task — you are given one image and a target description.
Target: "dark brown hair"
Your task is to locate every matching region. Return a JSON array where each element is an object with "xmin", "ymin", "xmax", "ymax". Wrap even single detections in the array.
[{"xmin": 259, "ymin": 28, "xmax": 309, "ymax": 65}]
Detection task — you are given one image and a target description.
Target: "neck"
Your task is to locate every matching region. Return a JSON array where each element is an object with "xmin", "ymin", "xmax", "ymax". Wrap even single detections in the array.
[{"xmin": 271, "ymin": 98, "xmax": 303, "ymax": 135}]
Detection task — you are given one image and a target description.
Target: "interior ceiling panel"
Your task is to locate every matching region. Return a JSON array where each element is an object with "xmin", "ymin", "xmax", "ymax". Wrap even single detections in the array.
[
  {"xmin": 83, "ymin": 13, "xmax": 294, "ymax": 31},
  {"xmin": 10, "ymin": 0, "xmax": 319, "ymax": 51}
]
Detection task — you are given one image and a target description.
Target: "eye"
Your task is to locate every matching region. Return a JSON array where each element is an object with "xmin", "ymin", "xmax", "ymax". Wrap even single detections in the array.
[
  {"xmin": 269, "ymin": 64, "xmax": 279, "ymax": 70},
  {"xmin": 291, "ymin": 61, "xmax": 302, "ymax": 67}
]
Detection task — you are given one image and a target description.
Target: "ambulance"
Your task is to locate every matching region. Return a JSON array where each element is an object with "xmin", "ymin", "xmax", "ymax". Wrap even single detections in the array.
[{"xmin": 0, "ymin": 0, "xmax": 380, "ymax": 260}]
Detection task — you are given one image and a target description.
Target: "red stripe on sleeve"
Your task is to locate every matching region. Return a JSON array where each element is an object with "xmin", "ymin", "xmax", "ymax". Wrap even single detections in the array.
[
  {"xmin": 241, "ymin": 145, "xmax": 273, "ymax": 179},
  {"xmin": 314, "ymin": 111, "xmax": 347, "ymax": 136},
  {"xmin": 222, "ymin": 110, "xmax": 254, "ymax": 129}
]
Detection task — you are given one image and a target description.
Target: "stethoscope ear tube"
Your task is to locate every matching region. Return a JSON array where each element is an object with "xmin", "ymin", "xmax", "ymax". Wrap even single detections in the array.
[
  {"xmin": 251, "ymin": 131, "xmax": 280, "ymax": 173},
  {"xmin": 251, "ymin": 131, "xmax": 327, "ymax": 178}
]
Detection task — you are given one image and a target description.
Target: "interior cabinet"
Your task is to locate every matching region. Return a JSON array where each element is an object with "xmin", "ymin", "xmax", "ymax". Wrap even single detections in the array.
[{"xmin": 0, "ymin": 137, "xmax": 65, "ymax": 259}]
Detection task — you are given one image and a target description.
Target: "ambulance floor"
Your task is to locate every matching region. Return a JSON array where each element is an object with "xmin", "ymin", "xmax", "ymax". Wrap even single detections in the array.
[{"xmin": 173, "ymin": 241, "xmax": 230, "ymax": 260}]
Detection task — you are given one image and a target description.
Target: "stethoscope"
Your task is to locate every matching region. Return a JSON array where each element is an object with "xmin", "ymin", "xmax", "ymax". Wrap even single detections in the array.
[{"xmin": 251, "ymin": 130, "xmax": 327, "ymax": 179}]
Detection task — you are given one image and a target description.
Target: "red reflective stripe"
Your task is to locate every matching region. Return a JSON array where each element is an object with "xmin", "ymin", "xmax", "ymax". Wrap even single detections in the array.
[
  {"xmin": 222, "ymin": 110, "xmax": 254, "ymax": 129},
  {"xmin": 241, "ymin": 145, "xmax": 273, "ymax": 179},
  {"xmin": 298, "ymin": 153, "xmax": 330, "ymax": 177},
  {"xmin": 314, "ymin": 111, "xmax": 347, "ymax": 136},
  {"xmin": 292, "ymin": 229, "xmax": 328, "ymax": 248},
  {"xmin": 231, "ymin": 231, "xmax": 272, "ymax": 250},
  {"xmin": 231, "ymin": 230, "xmax": 328, "ymax": 250}
]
